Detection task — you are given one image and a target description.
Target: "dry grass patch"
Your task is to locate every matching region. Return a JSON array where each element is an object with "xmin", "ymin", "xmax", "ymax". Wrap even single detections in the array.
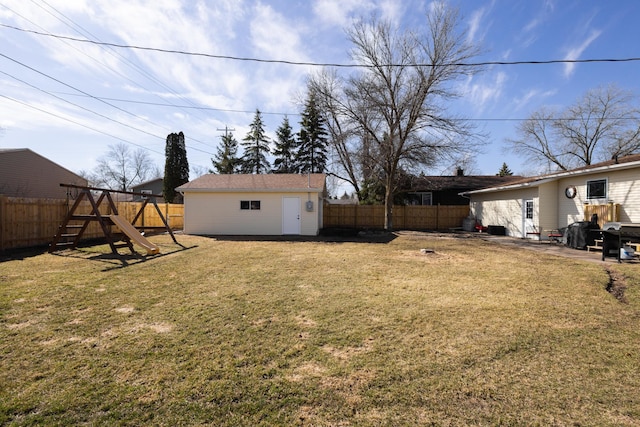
[{"xmin": 2, "ymin": 232, "xmax": 640, "ymax": 425}]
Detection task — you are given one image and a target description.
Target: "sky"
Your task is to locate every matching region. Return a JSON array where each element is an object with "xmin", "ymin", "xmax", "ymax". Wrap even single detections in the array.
[{"xmin": 1, "ymin": 0, "xmax": 639, "ymax": 195}]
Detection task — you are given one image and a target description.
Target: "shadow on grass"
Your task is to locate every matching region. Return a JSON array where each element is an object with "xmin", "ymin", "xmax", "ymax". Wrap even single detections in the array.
[
  {"xmin": 0, "ymin": 245, "xmax": 51, "ymax": 263},
  {"xmin": 48, "ymin": 242, "xmax": 197, "ymax": 271},
  {"xmin": 204, "ymin": 228, "xmax": 398, "ymax": 244}
]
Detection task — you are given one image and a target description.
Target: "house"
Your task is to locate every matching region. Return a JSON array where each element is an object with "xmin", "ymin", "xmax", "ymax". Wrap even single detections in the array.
[
  {"xmin": 403, "ymin": 170, "xmax": 523, "ymax": 205},
  {"xmin": 177, "ymin": 173, "xmax": 326, "ymax": 236},
  {"xmin": 0, "ymin": 148, "xmax": 87, "ymax": 199},
  {"xmin": 131, "ymin": 178, "xmax": 166, "ymax": 202},
  {"xmin": 463, "ymin": 154, "xmax": 640, "ymax": 240}
]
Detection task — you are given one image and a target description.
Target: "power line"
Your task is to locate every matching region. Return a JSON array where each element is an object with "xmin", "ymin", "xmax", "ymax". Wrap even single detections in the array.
[
  {"xmin": 30, "ymin": 91, "xmax": 640, "ymax": 123},
  {"xmin": 0, "ymin": 93, "xmax": 163, "ymax": 154},
  {"xmin": 4, "ymin": 3, "xmax": 219, "ymax": 150},
  {"xmin": 3, "ymin": 23, "xmax": 640, "ymax": 68},
  {"xmin": 0, "ymin": 52, "xmax": 221, "ymax": 152},
  {"xmin": 53, "ymin": 91, "xmax": 300, "ymax": 116}
]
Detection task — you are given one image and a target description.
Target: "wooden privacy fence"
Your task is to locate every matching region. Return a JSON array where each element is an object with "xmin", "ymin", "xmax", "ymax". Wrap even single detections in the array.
[
  {"xmin": 583, "ymin": 203, "xmax": 620, "ymax": 228},
  {"xmin": 0, "ymin": 195, "xmax": 184, "ymax": 251},
  {"xmin": 323, "ymin": 204, "xmax": 470, "ymax": 230}
]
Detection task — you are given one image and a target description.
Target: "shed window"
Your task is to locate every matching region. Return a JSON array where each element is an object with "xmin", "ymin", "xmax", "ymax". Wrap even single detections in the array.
[
  {"xmin": 586, "ymin": 179, "xmax": 607, "ymax": 200},
  {"xmin": 240, "ymin": 200, "xmax": 261, "ymax": 210}
]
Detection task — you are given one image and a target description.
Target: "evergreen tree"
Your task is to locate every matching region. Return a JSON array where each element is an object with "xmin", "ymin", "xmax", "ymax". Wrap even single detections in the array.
[
  {"xmin": 272, "ymin": 116, "xmax": 298, "ymax": 173},
  {"xmin": 240, "ymin": 109, "xmax": 271, "ymax": 174},
  {"xmin": 211, "ymin": 131, "xmax": 240, "ymax": 174},
  {"xmin": 497, "ymin": 162, "xmax": 513, "ymax": 176},
  {"xmin": 296, "ymin": 93, "xmax": 328, "ymax": 173},
  {"xmin": 163, "ymin": 132, "xmax": 189, "ymax": 203}
]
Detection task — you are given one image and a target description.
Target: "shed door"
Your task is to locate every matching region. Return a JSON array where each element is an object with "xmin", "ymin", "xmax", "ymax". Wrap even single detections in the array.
[
  {"xmin": 282, "ymin": 197, "xmax": 301, "ymax": 235},
  {"xmin": 523, "ymin": 199, "xmax": 535, "ymax": 238}
]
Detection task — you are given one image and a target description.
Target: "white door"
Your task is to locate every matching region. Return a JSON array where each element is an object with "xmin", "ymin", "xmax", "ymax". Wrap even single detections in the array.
[
  {"xmin": 282, "ymin": 197, "xmax": 301, "ymax": 235},
  {"xmin": 523, "ymin": 199, "xmax": 535, "ymax": 238}
]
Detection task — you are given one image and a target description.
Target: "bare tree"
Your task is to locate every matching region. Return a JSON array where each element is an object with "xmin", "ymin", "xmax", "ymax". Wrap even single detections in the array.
[
  {"xmin": 91, "ymin": 143, "xmax": 160, "ymax": 191},
  {"xmin": 310, "ymin": 4, "xmax": 482, "ymax": 230},
  {"xmin": 507, "ymin": 84, "xmax": 640, "ymax": 171}
]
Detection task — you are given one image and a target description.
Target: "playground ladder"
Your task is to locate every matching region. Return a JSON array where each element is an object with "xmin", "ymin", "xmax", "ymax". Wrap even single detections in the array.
[{"xmin": 50, "ymin": 184, "xmax": 179, "ymax": 255}]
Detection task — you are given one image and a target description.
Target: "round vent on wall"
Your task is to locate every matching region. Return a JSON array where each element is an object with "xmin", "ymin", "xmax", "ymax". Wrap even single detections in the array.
[{"xmin": 564, "ymin": 185, "xmax": 577, "ymax": 199}]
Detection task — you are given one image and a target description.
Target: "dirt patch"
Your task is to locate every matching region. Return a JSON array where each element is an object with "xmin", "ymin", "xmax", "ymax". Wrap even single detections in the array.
[{"xmin": 605, "ymin": 266, "xmax": 627, "ymax": 303}]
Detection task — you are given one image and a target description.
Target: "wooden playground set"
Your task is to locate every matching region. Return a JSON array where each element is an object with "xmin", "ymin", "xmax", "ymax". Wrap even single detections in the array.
[{"xmin": 49, "ymin": 184, "xmax": 178, "ymax": 256}]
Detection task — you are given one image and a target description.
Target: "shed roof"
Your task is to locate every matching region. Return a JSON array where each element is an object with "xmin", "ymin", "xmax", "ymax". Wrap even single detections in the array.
[{"xmin": 177, "ymin": 173, "xmax": 326, "ymax": 193}]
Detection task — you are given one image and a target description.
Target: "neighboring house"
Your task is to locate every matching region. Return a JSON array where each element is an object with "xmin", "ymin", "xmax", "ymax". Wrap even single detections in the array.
[
  {"xmin": 131, "ymin": 178, "xmax": 166, "ymax": 202},
  {"xmin": 0, "ymin": 148, "xmax": 87, "ymax": 199},
  {"xmin": 177, "ymin": 174, "xmax": 326, "ymax": 236},
  {"xmin": 404, "ymin": 171, "xmax": 523, "ymax": 205},
  {"xmin": 463, "ymin": 154, "xmax": 640, "ymax": 239}
]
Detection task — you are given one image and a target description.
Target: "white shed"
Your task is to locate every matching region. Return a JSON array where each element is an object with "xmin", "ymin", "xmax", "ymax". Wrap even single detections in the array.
[{"xmin": 177, "ymin": 174, "xmax": 326, "ymax": 236}]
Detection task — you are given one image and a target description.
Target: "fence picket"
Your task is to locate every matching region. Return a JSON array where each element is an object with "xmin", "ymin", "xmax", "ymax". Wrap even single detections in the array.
[
  {"xmin": 0, "ymin": 197, "xmax": 184, "ymax": 251},
  {"xmin": 323, "ymin": 204, "xmax": 470, "ymax": 230},
  {"xmin": 3, "ymin": 197, "xmax": 473, "ymax": 251}
]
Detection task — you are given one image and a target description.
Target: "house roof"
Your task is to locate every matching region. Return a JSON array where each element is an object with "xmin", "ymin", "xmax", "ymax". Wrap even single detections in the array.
[
  {"xmin": 464, "ymin": 154, "xmax": 640, "ymax": 195},
  {"xmin": 409, "ymin": 175, "xmax": 524, "ymax": 192},
  {"xmin": 177, "ymin": 173, "xmax": 326, "ymax": 193},
  {"xmin": 132, "ymin": 177, "xmax": 163, "ymax": 189},
  {"xmin": 0, "ymin": 148, "xmax": 85, "ymax": 179}
]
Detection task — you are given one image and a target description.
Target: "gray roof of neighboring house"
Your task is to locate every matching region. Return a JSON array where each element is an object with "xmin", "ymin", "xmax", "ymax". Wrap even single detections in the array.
[
  {"xmin": 409, "ymin": 175, "xmax": 524, "ymax": 192},
  {"xmin": 177, "ymin": 173, "xmax": 326, "ymax": 193},
  {"xmin": 0, "ymin": 148, "xmax": 87, "ymax": 199},
  {"xmin": 463, "ymin": 154, "xmax": 640, "ymax": 195},
  {"xmin": 132, "ymin": 177, "xmax": 163, "ymax": 189}
]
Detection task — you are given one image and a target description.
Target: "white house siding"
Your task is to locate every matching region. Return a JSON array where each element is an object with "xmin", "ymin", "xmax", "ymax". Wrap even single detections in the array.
[
  {"xmin": 601, "ymin": 168, "xmax": 640, "ymax": 222},
  {"xmin": 470, "ymin": 188, "xmax": 538, "ymax": 238},
  {"xmin": 556, "ymin": 177, "xmax": 591, "ymax": 227},
  {"xmin": 183, "ymin": 191, "xmax": 321, "ymax": 236},
  {"xmin": 538, "ymin": 181, "xmax": 559, "ymax": 233},
  {"xmin": 554, "ymin": 168, "xmax": 639, "ymax": 225}
]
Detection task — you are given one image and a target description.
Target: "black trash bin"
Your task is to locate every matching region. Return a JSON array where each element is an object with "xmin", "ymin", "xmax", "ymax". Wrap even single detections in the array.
[
  {"xmin": 487, "ymin": 225, "xmax": 506, "ymax": 235},
  {"xmin": 565, "ymin": 220, "xmax": 599, "ymax": 249}
]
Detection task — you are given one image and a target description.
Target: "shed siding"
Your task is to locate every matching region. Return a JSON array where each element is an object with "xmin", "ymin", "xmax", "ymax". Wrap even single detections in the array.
[{"xmin": 183, "ymin": 191, "xmax": 321, "ymax": 236}]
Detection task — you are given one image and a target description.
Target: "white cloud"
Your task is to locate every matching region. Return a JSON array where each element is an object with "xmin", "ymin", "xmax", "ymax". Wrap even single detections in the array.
[
  {"xmin": 467, "ymin": 7, "xmax": 487, "ymax": 44},
  {"xmin": 519, "ymin": 1, "xmax": 555, "ymax": 48},
  {"xmin": 512, "ymin": 88, "xmax": 557, "ymax": 112},
  {"xmin": 311, "ymin": 0, "xmax": 402, "ymax": 28},
  {"xmin": 249, "ymin": 3, "xmax": 307, "ymax": 62},
  {"xmin": 312, "ymin": 0, "xmax": 374, "ymax": 27},
  {"xmin": 465, "ymin": 71, "xmax": 507, "ymax": 112},
  {"xmin": 562, "ymin": 29, "xmax": 602, "ymax": 78}
]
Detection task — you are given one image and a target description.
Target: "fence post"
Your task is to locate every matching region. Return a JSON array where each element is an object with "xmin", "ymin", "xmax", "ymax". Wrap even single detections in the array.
[
  {"xmin": 0, "ymin": 195, "xmax": 5, "ymax": 251},
  {"xmin": 354, "ymin": 204, "xmax": 358, "ymax": 228}
]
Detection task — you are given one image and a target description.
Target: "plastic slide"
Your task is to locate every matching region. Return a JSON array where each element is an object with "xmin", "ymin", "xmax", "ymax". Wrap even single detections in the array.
[{"xmin": 110, "ymin": 215, "xmax": 160, "ymax": 255}]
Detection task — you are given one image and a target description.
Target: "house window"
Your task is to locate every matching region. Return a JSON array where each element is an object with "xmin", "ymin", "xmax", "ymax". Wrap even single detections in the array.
[
  {"xmin": 586, "ymin": 179, "xmax": 607, "ymax": 200},
  {"xmin": 407, "ymin": 192, "xmax": 433, "ymax": 206},
  {"xmin": 140, "ymin": 189, "xmax": 152, "ymax": 199},
  {"xmin": 240, "ymin": 200, "xmax": 261, "ymax": 210}
]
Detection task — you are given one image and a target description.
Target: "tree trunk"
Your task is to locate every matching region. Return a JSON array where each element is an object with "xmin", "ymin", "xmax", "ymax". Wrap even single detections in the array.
[{"xmin": 384, "ymin": 180, "xmax": 394, "ymax": 231}]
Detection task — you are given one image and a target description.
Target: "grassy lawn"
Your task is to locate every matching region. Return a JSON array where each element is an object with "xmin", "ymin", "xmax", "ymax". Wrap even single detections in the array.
[{"xmin": 2, "ymin": 232, "xmax": 640, "ymax": 425}]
